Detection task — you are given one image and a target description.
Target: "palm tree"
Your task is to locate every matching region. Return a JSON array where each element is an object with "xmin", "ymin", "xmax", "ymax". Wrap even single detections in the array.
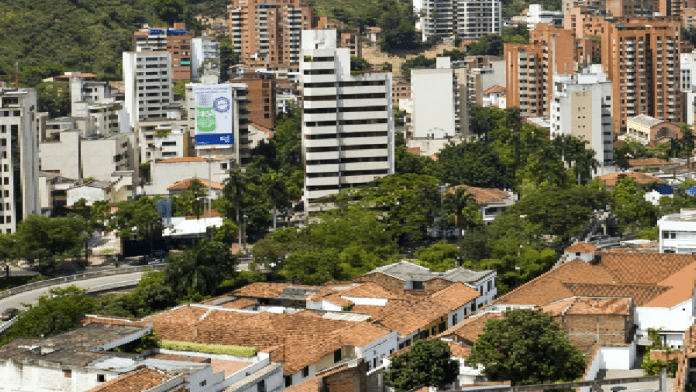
[
  {"xmin": 261, "ymin": 171, "xmax": 288, "ymax": 230},
  {"xmin": 223, "ymin": 168, "xmax": 247, "ymax": 252},
  {"xmin": 188, "ymin": 179, "xmax": 207, "ymax": 220}
]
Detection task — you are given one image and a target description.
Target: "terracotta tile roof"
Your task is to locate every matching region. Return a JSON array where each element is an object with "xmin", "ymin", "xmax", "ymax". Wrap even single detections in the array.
[
  {"xmin": 232, "ymin": 282, "xmax": 290, "ymax": 299},
  {"xmin": 210, "ymin": 359, "xmax": 250, "ymax": 377},
  {"xmin": 483, "ymin": 85, "xmax": 506, "ymax": 95},
  {"xmin": 322, "ymin": 294, "xmax": 355, "ymax": 307},
  {"xmin": 448, "ymin": 185, "xmax": 512, "ymax": 205},
  {"xmin": 644, "ymin": 262, "xmax": 696, "ymax": 307},
  {"xmin": 628, "ymin": 157, "xmax": 671, "ymax": 167},
  {"xmin": 54, "ymin": 73, "xmax": 98, "ymax": 80},
  {"xmin": 185, "ymin": 209, "xmax": 221, "ymax": 220},
  {"xmin": 596, "ymin": 172, "xmax": 666, "ymax": 186},
  {"xmin": 493, "ymin": 259, "xmax": 616, "ymax": 306},
  {"xmin": 143, "ymin": 305, "xmax": 208, "ymax": 341},
  {"xmin": 429, "ymin": 283, "xmax": 480, "ymax": 312},
  {"xmin": 221, "ymin": 298, "xmax": 258, "ymax": 309},
  {"xmin": 434, "ymin": 312, "xmax": 503, "ymax": 344},
  {"xmin": 167, "ymin": 177, "xmax": 224, "ymax": 191},
  {"xmin": 564, "ymin": 242, "xmax": 597, "ymax": 253},
  {"xmin": 157, "ymin": 157, "xmax": 222, "ymax": 163},
  {"xmin": 598, "ymin": 252, "xmax": 696, "ymax": 285},
  {"xmin": 407, "ymin": 147, "xmax": 422, "ymax": 155},
  {"xmin": 86, "ymin": 366, "xmax": 170, "ymax": 392},
  {"xmin": 375, "ymin": 299, "xmax": 449, "ymax": 336},
  {"xmin": 563, "ymin": 283, "xmax": 670, "ymax": 306},
  {"xmin": 446, "ymin": 340, "xmax": 472, "ymax": 358},
  {"xmin": 351, "ymin": 303, "xmax": 403, "ymax": 319},
  {"xmin": 538, "ymin": 297, "xmax": 631, "ymax": 316},
  {"xmin": 340, "ymin": 282, "xmax": 411, "ymax": 300}
]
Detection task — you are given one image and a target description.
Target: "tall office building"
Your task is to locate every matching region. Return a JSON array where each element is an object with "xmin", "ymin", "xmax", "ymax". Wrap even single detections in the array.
[
  {"xmin": 601, "ymin": 19, "xmax": 682, "ymax": 130},
  {"xmin": 0, "ymin": 87, "xmax": 40, "ymax": 233},
  {"xmin": 132, "ymin": 23, "xmax": 192, "ymax": 83},
  {"xmin": 505, "ymin": 23, "xmax": 575, "ymax": 117},
  {"xmin": 123, "ymin": 51, "xmax": 174, "ymax": 129},
  {"xmin": 420, "ymin": 0, "xmax": 502, "ymax": 41},
  {"xmin": 550, "ymin": 69, "xmax": 614, "ymax": 168},
  {"xmin": 228, "ymin": 0, "xmax": 314, "ymax": 68},
  {"xmin": 301, "ymin": 30, "xmax": 394, "ymax": 210}
]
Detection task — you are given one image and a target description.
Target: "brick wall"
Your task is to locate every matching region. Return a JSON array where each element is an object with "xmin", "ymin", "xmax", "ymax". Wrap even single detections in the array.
[
  {"xmin": 650, "ymin": 350, "xmax": 680, "ymax": 362},
  {"xmin": 320, "ymin": 360, "xmax": 367, "ymax": 392},
  {"xmin": 353, "ymin": 273, "xmax": 406, "ymax": 294},
  {"xmin": 423, "ymin": 279, "xmax": 454, "ymax": 295},
  {"xmin": 558, "ymin": 314, "xmax": 630, "ymax": 353}
]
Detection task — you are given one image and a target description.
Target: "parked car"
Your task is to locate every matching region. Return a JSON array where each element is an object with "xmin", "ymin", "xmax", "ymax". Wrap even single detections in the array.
[{"xmin": 2, "ymin": 308, "xmax": 18, "ymax": 321}]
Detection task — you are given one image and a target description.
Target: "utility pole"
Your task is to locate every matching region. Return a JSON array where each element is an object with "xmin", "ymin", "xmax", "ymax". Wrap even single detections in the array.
[{"xmin": 206, "ymin": 156, "xmax": 213, "ymax": 240}]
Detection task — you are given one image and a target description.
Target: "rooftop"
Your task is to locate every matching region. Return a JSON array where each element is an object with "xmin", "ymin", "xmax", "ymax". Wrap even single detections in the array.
[
  {"xmin": 167, "ymin": 177, "xmax": 224, "ymax": 191},
  {"xmin": 628, "ymin": 114, "xmax": 665, "ymax": 128},
  {"xmin": 628, "ymin": 157, "xmax": 671, "ymax": 167},
  {"xmin": 0, "ymin": 323, "xmax": 149, "ymax": 367},
  {"xmin": 448, "ymin": 185, "xmax": 513, "ymax": 205},
  {"xmin": 86, "ymin": 366, "xmax": 172, "ymax": 392},
  {"xmin": 538, "ymin": 297, "xmax": 632, "ymax": 317},
  {"xmin": 157, "ymin": 157, "xmax": 223, "ymax": 164},
  {"xmin": 596, "ymin": 172, "xmax": 666, "ymax": 186},
  {"xmin": 564, "ymin": 242, "xmax": 597, "ymax": 253},
  {"xmin": 483, "ymin": 85, "xmax": 506, "ymax": 95},
  {"xmin": 368, "ymin": 261, "xmax": 494, "ymax": 284}
]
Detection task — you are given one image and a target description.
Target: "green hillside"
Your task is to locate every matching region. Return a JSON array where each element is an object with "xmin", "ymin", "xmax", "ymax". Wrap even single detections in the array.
[{"xmin": 0, "ymin": 0, "xmax": 213, "ymax": 86}]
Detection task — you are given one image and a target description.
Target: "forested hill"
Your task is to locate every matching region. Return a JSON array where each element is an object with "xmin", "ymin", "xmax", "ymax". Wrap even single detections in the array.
[{"xmin": 0, "ymin": 0, "xmax": 225, "ymax": 86}]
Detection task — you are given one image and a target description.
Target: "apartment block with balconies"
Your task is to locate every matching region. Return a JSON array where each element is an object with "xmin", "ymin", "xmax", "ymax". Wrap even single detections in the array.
[
  {"xmin": 301, "ymin": 30, "xmax": 394, "ymax": 210},
  {"xmin": 420, "ymin": 0, "xmax": 501, "ymax": 41},
  {"xmin": 601, "ymin": 19, "xmax": 682, "ymax": 131},
  {"xmin": 133, "ymin": 22, "xmax": 192, "ymax": 83},
  {"xmin": 123, "ymin": 51, "xmax": 173, "ymax": 129}
]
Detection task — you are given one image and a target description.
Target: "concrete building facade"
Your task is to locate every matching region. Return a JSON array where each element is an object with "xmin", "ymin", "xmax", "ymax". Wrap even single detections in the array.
[
  {"xmin": 191, "ymin": 35, "xmax": 220, "ymax": 82},
  {"xmin": 549, "ymin": 70, "xmax": 614, "ymax": 167},
  {"xmin": 601, "ymin": 19, "xmax": 682, "ymax": 130},
  {"xmin": 228, "ymin": 0, "xmax": 314, "ymax": 67},
  {"xmin": 420, "ymin": 0, "xmax": 502, "ymax": 41},
  {"xmin": 0, "ymin": 87, "xmax": 40, "ymax": 233},
  {"xmin": 123, "ymin": 51, "xmax": 174, "ymax": 129},
  {"xmin": 301, "ymin": 30, "xmax": 394, "ymax": 209},
  {"xmin": 133, "ymin": 22, "xmax": 192, "ymax": 83}
]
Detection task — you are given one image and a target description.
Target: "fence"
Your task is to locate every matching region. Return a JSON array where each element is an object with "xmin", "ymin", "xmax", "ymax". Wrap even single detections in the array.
[{"xmin": 0, "ymin": 264, "xmax": 167, "ymax": 301}]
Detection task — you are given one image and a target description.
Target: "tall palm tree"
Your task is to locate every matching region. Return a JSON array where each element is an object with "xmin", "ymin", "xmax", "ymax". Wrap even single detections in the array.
[
  {"xmin": 223, "ymin": 168, "xmax": 247, "ymax": 252},
  {"xmin": 188, "ymin": 179, "xmax": 207, "ymax": 220}
]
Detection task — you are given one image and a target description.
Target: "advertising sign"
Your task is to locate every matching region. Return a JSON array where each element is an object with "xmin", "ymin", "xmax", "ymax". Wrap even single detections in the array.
[{"xmin": 194, "ymin": 85, "xmax": 234, "ymax": 145}]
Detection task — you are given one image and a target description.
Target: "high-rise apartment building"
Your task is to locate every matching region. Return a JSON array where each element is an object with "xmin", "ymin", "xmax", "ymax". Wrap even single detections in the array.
[
  {"xmin": 420, "ymin": 0, "xmax": 502, "ymax": 41},
  {"xmin": 505, "ymin": 24, "xmax": 575, "ymax": 117},
  {"xmin": 0, "ymin": 87, "xmax": 40, "ymax": 233},
  {"xmin": 228, "ymin": 0, "xmax": 314, "ymax": 68},
  {"xmin": 301, "ymin": 30, "xmax": 394, "ymax": 210},
  {"xmin": 236, "ymin": 72, "xmax": 276, "ymax": 130},
  {"xmin": 411, "ymin": 57, "xmax": 469, "ymax": 139},
  {"xmin": 123, "ymin": 51, "xmax": 174, "ymax": 129},
  {"xmin": 601, "ymin": 19, "xmax": 682, "ymax": 130},
  {"xmin": 550, "ymin": 69, "xmax": 614, "ymax": 168},
  {"xmin": 191, "ymin": 35, "xmax": 220, "ymax": 82},
  {"xmin": 133, "ymin": 23, "xmax": 192, "ymax": 83}
]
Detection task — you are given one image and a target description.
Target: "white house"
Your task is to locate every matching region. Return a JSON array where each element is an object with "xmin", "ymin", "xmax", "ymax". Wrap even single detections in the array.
[{"xmin": 658, "ymin": 209, "xmax": 696, "ymax": 253}]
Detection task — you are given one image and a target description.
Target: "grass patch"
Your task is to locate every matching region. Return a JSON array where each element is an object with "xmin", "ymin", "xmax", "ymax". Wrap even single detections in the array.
[
  {"xmin": 160, "ymin": 340, "xmax": 257, "ymax": 357},
  {"xmin": 98, "ymin": 249, "xmax": 118, "ymax": 255}
]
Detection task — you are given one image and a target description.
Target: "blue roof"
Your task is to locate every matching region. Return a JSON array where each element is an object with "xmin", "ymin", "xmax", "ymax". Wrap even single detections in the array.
[
  {"xmin": 687, "ymin": 187, "xmax": 696, "ymax": 196},
  {"xmin": 655, "ymin": 184, "xmax": 674, "ymax": 195}
]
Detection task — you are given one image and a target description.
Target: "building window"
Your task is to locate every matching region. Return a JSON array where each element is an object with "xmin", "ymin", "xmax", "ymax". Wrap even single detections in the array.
[
  {"xmin": 302, "ymin": 366, "xmax": 309, "ymax": 377},
  {"xmin": 63, "ymin": 370, "xmax": 72, "ymax": 378},
  {"xmin": 97, "ymin": 374, "xmax": 106, "ymax": 383},
  {"xmin": 334, "ymin": 348, "xmax": 342, "ymax": 363},
  {"xmin": 487, "ymin": 280, "xmax": 492, "ymax": 291},
  {"xmin": 200, "ymin": 380, "xmax": 207, "ymax": 387},
  {"xmin": 284, "ymin": 376, "xmax": 292, "ymax": 387},
  {"xmin": 452, "ymin": 313, "xmax": 458, "ymax": 325},
  {"xmin": 257, "ymin": 380, "xmax": 266, "ymax": 392},
  {"xmin": 412, "ymin": 281, "xmax": 423, "ymax": 290}
]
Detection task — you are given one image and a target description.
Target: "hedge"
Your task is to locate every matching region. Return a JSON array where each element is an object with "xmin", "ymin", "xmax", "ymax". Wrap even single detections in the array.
[{"xmin": 160, "ymin": 340, "xmax": 257, "ymax": 357}]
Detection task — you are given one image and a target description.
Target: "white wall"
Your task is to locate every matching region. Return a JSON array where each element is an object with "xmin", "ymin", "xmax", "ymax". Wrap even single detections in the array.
[
  {"xmin": 0, "ymin": 360, "xmax": 120, "ymax": 392},
  {"xmin": 359, "ymin": 331, "xmax": 398, "ymax": 371},
  {"xmin": 145, "ymin": 160, "xmax": 232, "ymax": 195},
  {"xmin": 341, "ymin": 296, "xmax": 388, "ymax": 306},
  {"xmin": 562, "ymin": 251, "xmax": 594, "ymax": 263},
  {"xmin": 67, "ymin": 186, "xmax": 108, "ymax": 206},
  {"xmin": 412, "ymin": 69, "xmax": 456, "ymax": 139},
  {"xmin": 635, "ymin": 299, "xmax": 694, "ymax": 339}
]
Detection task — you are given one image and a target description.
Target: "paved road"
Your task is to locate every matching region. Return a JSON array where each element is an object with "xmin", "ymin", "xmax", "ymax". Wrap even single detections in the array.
[{"xmin": 0, "ymin": 272, "xmax": 146, "ymax": 311}]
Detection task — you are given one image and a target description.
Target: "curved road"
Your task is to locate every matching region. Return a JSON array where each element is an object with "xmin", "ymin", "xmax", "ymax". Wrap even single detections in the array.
[{"xmin": 0, "ymin": 272, "xmax": 146, "ymax": 311}]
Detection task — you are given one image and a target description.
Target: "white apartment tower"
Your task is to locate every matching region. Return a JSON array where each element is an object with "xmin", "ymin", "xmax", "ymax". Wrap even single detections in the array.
[
  {"xmin": 681, "ymin": 51, "xmax": 696, "ymax": 127},
  {"xmin": 301, "ymin": 30, "xmax": 395, "ymax": 210},
  {"xmin": 123, "ymin": 51, "xmax": 174, "ymax": 129},
  {"xmin": 191, "ymin": 35, "xmax": 221, "ymax": 82},
  {"xmin": 411, "ymin": 57, "xmax": 469, "ymax": 139},
  {"xmin": 0, "ymin": 87, "xmax": 40, "ymax": 233},
  {"xmin": 420, "ymin": 0, "xmax": 502, "ymax": 41},
  {"xmin": 549, "ymin": 68, "xmax": 614, "ymax": 168}
]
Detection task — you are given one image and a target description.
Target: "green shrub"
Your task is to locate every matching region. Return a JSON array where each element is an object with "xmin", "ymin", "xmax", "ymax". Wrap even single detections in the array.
[{"xmin": 160, "ymin": 340, "xmax": 257, "ymax": 357}]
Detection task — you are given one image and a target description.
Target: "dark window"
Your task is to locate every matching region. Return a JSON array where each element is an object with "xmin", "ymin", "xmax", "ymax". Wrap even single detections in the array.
[
  {"xmin": 97, "ymin": 374, "xmax": 106, "ymax": 383},
  {"xmin": 334, "ymin": 349, "xmax": 342, "ymax": 363},
  {"xmin": 302, "ymin": 366, "xmax": 309, "ymax": 377},
  {"xmin": 487, "ymin": 280, "xmax": 492, "ymax": 291},
  {"xmin": 257, "ymin": 380, "xmax": 266, "ymax": 392},
  {"xmin": 373, "ymin": 358, "xmax": 377, "ymax": 369},
  {"xmin": 412, "ymin": 281, "xmax": 423, "ymax": 290},
  {"xmin": 200, "ymin": 380, "xmax": 207, "ymax": 387},
  {"xmin": 63, "ymin": 370, "xmax": 72, "ymax": 378},
  {"xmin": 452, "ymin": 313, "xmax": 458, "ymax": 325},
  {"xmin": 285, "ymin": 376, "xmax": 292, "ymax": 387}
]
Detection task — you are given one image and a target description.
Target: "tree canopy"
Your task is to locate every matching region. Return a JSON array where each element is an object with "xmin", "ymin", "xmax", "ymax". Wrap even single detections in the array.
[
  {"xmin": 386, "ymin": 339, "xmax": 460, "ymax": 392},
  {"xmin": 467, "ymin": 309, "xmax": 586, "ymax": 385}
]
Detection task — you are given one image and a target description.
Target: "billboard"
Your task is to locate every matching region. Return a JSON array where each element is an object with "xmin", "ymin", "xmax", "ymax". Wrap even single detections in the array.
[{"xmin": 194, "ymin": 85, "xmax": 234, "ymax": 146}]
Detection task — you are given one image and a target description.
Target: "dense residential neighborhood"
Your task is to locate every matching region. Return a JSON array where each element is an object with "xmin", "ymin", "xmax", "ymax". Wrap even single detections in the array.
[{"xmin": 6, "ymin": 0, "xmax": 696, "ymax": 391}]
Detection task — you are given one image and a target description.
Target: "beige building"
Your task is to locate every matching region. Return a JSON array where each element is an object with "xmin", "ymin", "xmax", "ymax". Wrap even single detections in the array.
[
  {"xmin": 144, "ymin": 157, "xmax": 233, "ymax": 196},
  {"xmin": 625, "ymin": 114, "xmax": 683, "ymax": 145}
]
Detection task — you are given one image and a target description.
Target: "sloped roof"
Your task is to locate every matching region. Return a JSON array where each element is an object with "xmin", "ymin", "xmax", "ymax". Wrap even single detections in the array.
[
  {"xmin": 435, "ymin": 312, "xmax": 504, "ymax": 344},
  {"xmin": 483, "ymin": 85, "xmax": 506, "ymax": 95},
  {"xmin": 87, "ymin": 367, "xmax": 170, "ymax": 392},
  {"xmin": 596, "ymin": 172, "xmax": 666, "ymax": 186},
  {"xmin": 448, "ymin": 185, "xmax": 513, "ymax": 205},
  {"xmin": 375, "ymin": 299, "xmax": 449, "ymax": 336},
  {"xmin": 167, "ymin": 177, "xmax": 224, "ymax": 191},
  {"xmin": 539, "ymin": 297, "xmax": 631, "ymax": 317},
  {"xmin": 494, "ymin": 252, "xmax": 696, "ymax": 308},
  {"xmin": 628, "ymin": 114, "xmax": 665, "ymax": 128},
  {"xmin": 429, "ymin": 283, "xmax": 480, "ymax": 312},
  {"xmin": 367, "ymin": 261, "xmax": 494, "ymax": 285},
  {"xmin": 628, "ymin": 157, "xmax": 671, "ymax": 167},
  {"xmin": 564, "ymin": 242, "xmax": 597, "ymax": 253},
  {"xmin": 232, "ymin": 282, "xmax": 290, "ymax": 299}
]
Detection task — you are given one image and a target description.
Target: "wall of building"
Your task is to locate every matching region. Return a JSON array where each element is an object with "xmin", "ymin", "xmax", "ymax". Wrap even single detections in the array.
[
  {"xmin": 358, "ymin": 331, "xmax": 398, "ymax": 372},
  {"xmin": 40, "ymin": 131, "xmax": 81, "ymax": 180},
  {"xmin": 0, "ymin": 360, "xmax": 120, "ymax": 392},
  {"xmin": 67, "ymin": 186, "xmax": 109, "ymax": 206},
  {"xmin": 412, "ymin": 69, "xmax": 456, "ymax": 139},
  {"xmin": 635, "ymin": 299, "xmax": 694, "ymax": 348}
]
